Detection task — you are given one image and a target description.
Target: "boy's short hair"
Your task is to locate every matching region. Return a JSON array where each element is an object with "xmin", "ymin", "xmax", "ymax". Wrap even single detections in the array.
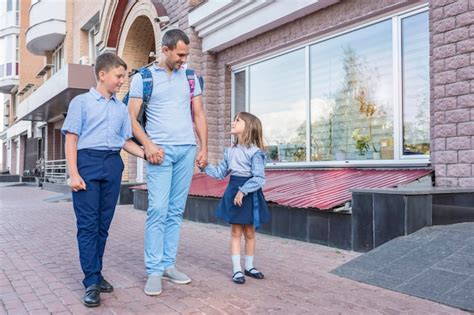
[
  {"xmin": 161, "ymin": 29, "xmax": 190, "ymax": 50},
  {"xmin": 94, "ymin": 52, "xmax": 127, "ymax": 79}
]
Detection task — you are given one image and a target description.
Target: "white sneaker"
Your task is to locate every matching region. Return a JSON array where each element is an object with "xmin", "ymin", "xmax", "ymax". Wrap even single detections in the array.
[
  {"xmin": 144, "ymin": 275, "xmax": 162, "ymax": 296},
  {"xmin": 162, "ymin": 268, "xmax": 192, "ymax": 284}
]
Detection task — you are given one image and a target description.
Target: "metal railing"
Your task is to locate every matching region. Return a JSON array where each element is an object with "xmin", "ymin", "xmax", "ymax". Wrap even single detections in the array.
[{"xmin": 44, "ymin": 159, "xmax": 67, "ymax": 183}]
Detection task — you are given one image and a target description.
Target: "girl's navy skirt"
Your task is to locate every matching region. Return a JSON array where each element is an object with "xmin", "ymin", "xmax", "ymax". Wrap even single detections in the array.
[{"xmin": 215, "ymin": 175, "xmax": 270, "ymax": 229}]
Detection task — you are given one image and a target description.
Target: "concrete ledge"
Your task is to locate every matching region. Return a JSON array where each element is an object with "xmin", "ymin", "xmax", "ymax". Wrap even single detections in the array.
[
  {"xmin": 0, "ymin": 175, "xmax": 20, "ymax": 182},
  {"xmin": 133, "ymin": 190, "xmax": 353, "ymax": 250},
  {"xmin": 352, "ymin": 187, "xmax": 474, "ymax": 195},
  {"xmin": 351, "ymin": 188, "xmax": 474, "ymax": 252}
]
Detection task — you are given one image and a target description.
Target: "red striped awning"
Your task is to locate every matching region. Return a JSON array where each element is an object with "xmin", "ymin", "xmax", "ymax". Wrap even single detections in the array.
[{"xmin": 187, "ymin": 169, "xmax": 433, "ymax": 210}]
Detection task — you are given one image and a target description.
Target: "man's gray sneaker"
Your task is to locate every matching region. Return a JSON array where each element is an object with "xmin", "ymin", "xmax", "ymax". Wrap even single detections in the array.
[
  {"xmin": 144, "ymin": 275, "xmax": 162, "ymax": 296},
  {"xmin": 162, "ymin": 268, "xmax": 191, "ymax": 284}
]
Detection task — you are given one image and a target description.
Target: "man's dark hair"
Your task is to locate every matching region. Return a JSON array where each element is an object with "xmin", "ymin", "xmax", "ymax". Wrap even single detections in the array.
[
  {"xmin": 162, "ymin": 29, "xmax": 190, "ymax": 50},
  {"xmin": 94, "ymin": 52, "xmax": 127, "ymax": 79}
]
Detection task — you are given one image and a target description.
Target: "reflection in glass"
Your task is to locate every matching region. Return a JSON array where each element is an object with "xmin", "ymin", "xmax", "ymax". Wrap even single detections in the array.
[
  {"xmin": 234, "ymin": 71, "xmax": 246, "ymax": 115},
  {"xmin": 310, "ymin": 20, "xmax": 393, "ymax": 161},
  {"xmin": 249, "ymin": 49, "xmax": 306, "ymax": 162},
  {"xmin": 402, "ymin": 12, "xmax": 430, "ymax": 155}
]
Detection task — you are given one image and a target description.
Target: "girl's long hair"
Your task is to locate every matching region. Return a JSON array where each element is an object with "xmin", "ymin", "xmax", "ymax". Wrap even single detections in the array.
[{"xmin": 233, "ymin": 112, "xmax": 264, "ymax": 150}]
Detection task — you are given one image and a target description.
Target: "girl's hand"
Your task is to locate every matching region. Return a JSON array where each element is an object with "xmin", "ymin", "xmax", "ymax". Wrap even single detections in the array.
[{"xmin": 234, "ymin": 191, "xmax": 244, "ymax": 207}]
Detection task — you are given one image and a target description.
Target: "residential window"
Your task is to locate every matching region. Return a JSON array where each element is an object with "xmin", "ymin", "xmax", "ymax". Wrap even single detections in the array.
[
  {"xmin": 0, "ymin": 38, "xmax": 4, "ymax": 78},
  {"xmin": 232, "ymin": 7, "xmax": 429, "ymax": 164},
  {"xmin": 52, "ymin": 45, "xmax": 64, "ymax": 74}
]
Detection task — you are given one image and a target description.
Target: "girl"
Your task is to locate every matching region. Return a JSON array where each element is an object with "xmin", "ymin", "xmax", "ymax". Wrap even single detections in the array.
[{"xmin": 198, "ymin": 112, "xmax": 270, "ymax": 284}]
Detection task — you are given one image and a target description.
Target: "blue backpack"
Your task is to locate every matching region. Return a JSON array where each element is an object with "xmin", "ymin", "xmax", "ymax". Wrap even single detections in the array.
[{"xmin": 122, "ymin": 66, "xmax": 203, "ymax": 145}]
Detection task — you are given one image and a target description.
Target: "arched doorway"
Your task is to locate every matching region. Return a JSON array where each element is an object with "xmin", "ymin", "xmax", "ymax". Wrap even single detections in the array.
[{"xmin": 118, "ymin": 13, "xmax": 159, "ymax": 183}]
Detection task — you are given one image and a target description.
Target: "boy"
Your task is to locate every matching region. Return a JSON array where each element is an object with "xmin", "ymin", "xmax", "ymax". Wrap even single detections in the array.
[{"xmin": 62, "ymin": 52, "xmax": 144, "ymax": 307}]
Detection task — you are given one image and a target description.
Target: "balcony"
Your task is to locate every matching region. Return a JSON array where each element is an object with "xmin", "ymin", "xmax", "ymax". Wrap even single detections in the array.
[
  {"xmin": 0, "ymin": 62, "xmax": 19, "ymax": 94},
  {"xmin": 16, "ymin": 64, "xmax": 96, "ymax": 122},
  {"xmin": 0, "ymin": 10, "xmax": 20, "ymax": 38},
  {"xmin": 26, "ymin": 0, "xmax": 66, "ymax": 56}
]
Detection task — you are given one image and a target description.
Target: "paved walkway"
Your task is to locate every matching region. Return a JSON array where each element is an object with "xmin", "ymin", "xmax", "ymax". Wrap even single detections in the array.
[
  {"xmin": 333, "ymin": 223, "xmax": 474, "ymax": 312},
  {"xmin": 0, "ymin": 187, "xmax": 467, "ymax": 314}
]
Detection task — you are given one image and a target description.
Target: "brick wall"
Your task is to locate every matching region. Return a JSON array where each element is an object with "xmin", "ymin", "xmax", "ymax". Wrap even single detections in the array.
[
  {"xmin": 204, "ymin": 0, "xmax": 421, "ymax": 164},
  {"xmin": 430, "ymin": 0, "xmax": 474, "ymax": 187}
]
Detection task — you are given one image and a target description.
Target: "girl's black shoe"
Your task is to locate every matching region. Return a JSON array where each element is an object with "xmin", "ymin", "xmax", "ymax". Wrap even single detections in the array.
[
  {"xmin": 245, "ymin": 268, "xmax": 264, "ymax": 279},
  {"xmin": 232, "ymin": 271, "xmax": 245, "ymax": 284}
]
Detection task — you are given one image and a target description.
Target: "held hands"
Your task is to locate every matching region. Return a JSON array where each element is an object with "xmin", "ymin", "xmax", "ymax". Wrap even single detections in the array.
[
  {"xmin": 234, "ymin": 190, "xmax": 244, "ymax": 207},
  {"xmin": 68, "ymin": 174, "xmax": 86, "ymax": 192},
  {"xmin": 196, "ymin": 150, "xmax": 208, "ymax": 170},
  {"xmin": 144, "ymin": 143, "xmax": 165, "ymax": 165}
]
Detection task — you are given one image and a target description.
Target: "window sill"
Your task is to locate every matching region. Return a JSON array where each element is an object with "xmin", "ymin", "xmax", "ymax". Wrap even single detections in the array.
[{"xmin": 266, "ymin": 159, "xmax": 431, "ymax": 169}]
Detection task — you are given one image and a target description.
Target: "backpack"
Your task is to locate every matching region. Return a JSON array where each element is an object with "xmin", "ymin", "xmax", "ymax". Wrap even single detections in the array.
[{"xmin": 122, "ymin": 66, "xmax": 204, "ymax": 145}]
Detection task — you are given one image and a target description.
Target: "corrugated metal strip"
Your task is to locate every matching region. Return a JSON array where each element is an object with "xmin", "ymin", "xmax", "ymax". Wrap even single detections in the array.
[{"xmin": 187, "ymin": 169, "xmax": 433, "ymax": 210}]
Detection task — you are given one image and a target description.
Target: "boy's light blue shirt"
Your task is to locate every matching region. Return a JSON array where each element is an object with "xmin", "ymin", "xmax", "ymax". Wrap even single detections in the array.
[
  {"xmin": 61, "ymin": 87, "xmax": 132, "ymax": 151},
  {"xmin": 129, "ymin": 63, "xmax": 202, "ymax": 145}
]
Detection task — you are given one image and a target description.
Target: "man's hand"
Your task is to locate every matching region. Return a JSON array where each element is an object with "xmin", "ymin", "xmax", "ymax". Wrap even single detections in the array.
[
  {"xmin": 234, "ymin": 190, "xmax": 244, "ymax": 207},
  {"xmin": 197, "ymin": 157, "xmax": 208, "ymax": 170},
  {"xmin": 69, "ymin": 174, "xmax": 86, "ymax": 192},
  {"xmin": 196, "ymin": 149, "xmax": 208, "ymax": 169},
  {"xmin": 144, "ymin": 143, "xmax": 165, "ymax": 164}
]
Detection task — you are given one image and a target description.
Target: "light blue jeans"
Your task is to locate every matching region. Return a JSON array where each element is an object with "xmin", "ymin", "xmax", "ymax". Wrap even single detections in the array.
[{"xmin": 144, "ymin": 144, "xmax": 196, "ymax": 276}]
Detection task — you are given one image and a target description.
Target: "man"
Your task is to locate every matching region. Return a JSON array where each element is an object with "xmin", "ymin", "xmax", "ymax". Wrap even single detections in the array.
[{"xmin": 128, "ymin": 29, "xmax": 208, "ymax": 296}]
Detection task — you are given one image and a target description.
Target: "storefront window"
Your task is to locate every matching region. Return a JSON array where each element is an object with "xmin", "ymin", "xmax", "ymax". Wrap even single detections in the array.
[
  {"xmin": 310, "ymin": 20, "xmax": 393, "ymax": 161},
  {"xmin": 233, "ymin": 8, "xmax": 429, "ymax": 164},
  {"xmin": 249, "ymin": 49, "xmax": 306, "ymax": 163},
  {"xmin": 401, "ymin": 11, "xmax": 430, "ymax": 156}
]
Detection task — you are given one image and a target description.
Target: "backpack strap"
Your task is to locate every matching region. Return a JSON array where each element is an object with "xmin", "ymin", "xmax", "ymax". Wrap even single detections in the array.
[
  {"xmin": 139, "ymin": 67, "xmax": 153, "ymax": 105},
  {"xmin": 185, "ymin": 69, "xmax": 204, "ymax": 122},
  {"xmin": 135, "ymin": 67, "xmax": 153, "ymax": 128}
]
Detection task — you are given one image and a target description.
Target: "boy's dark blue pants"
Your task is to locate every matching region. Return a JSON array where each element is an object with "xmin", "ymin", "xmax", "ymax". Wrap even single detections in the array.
[{"xmin": 72, "ymin": 149, "xmax": 124, "ymax": 288}]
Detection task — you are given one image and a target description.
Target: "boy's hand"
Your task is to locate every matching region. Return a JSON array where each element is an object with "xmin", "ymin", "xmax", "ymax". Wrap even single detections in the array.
[
  {"xmin": 234, "ymin": 191, "xmax": 244, "ymax": 207},
  {"xmin": 69, "ymin": 175, "xmax": 86, "ymax": 192}
]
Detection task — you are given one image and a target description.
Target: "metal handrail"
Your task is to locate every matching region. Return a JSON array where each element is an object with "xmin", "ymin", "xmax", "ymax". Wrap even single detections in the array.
[{"xmin": 44, "ymin": 159, "xmax": 67, "ymax": 183}]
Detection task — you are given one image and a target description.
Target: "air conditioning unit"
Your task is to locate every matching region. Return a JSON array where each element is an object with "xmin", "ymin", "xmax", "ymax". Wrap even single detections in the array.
[{"xmin": 78, "ymin": 56, "xmax": 90, "ymax": 65}]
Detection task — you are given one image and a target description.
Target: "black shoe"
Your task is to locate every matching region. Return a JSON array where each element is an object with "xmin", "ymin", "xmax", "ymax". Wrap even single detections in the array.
[
  {"xmin": 232, "ymin": 271, "xmax": 245, "ymax": 284},
  {"xmin": 100, "ymin": 278, "xmax": 114, "ymax": 293},
  {"xmin": 245, "ymin": 268, "xmax": 264, "ymax": 279},
  {"xmin": 83, "ymin": 284, "xmax": 100, "ymax": 307}
]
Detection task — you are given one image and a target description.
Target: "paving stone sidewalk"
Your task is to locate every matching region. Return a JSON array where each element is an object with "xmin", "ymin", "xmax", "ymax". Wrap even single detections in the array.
[
  {"xmin": 0, "ymin": 186, "xmax": 467, "ymax": 314},
  {"xmin": 333, "ymin": 223, "xmax": 474, "ymax": 312}
]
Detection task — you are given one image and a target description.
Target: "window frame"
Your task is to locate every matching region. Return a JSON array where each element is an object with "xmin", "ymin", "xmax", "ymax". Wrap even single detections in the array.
[{"xmin": 231, "ymin": 4, "xmax": 430, "ymax": 168}]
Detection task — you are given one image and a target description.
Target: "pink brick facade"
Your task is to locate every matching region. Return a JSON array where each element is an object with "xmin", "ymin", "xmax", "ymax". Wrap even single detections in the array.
[
  {"xmin": 430, "ymin": 0, "xmax": 474, "ymax": 187},
  {"xmin": 102, "ymin": 0, "xmax": 473, "ymax": 187}
]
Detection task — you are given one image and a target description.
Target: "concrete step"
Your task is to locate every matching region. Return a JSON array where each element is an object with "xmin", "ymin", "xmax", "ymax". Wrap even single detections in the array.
[{"xmin": 433, "ymin": 204, "xmax": 474, "ymax": 225}]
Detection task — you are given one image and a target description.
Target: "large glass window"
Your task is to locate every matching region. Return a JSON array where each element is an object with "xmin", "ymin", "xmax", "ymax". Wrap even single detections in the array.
[
  {"xmin": 232, "ymin": 8, "xmax": 429, "ymax": 164},
  {"xmin": 310, "ymin": 20, "xmax": 393, "ymax": 161},
  {"xmin": 401, "ymin": 11, "xmax": 429, "ymax": 156},
  {"xmin": 249, "ymin": 49, "xmax": 306, "ymax": 162}
]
